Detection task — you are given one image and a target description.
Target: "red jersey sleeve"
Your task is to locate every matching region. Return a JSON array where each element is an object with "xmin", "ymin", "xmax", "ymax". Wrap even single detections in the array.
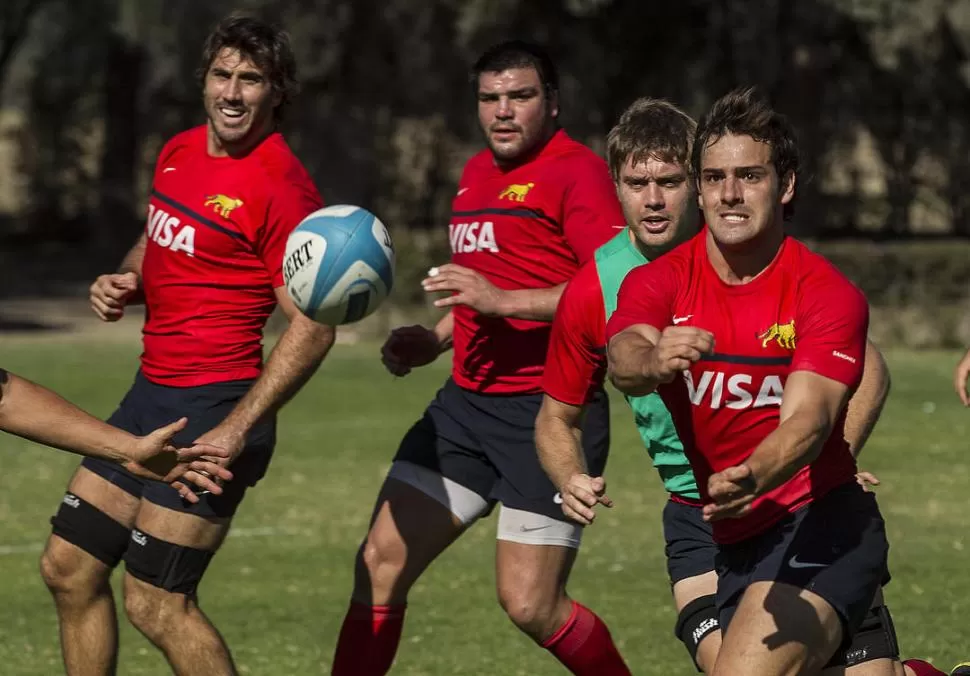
[
  {"xmin": 605, "ymin": 261, "xmax": 677, "ymax": 341},
  {"xmin": 259, "ymin": 176, "xmax": 324, "ymax": 287},
  {"xmin": 542, "ymin": 264, "xmax": 607, "ymax": 405},
  {"xmin": 791, "ymin": 272, "xmax": 868, "ymax": 387},
  {"xmin": 561, "ymin": 159, "xmax": 624, "ymax": 264}
]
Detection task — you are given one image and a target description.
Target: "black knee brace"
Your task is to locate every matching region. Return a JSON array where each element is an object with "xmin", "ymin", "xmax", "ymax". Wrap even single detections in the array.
[
  {"xmin": 840, "ymin": 604, "xmax": 901, "ymax": 667},
  {"xmin": 50, "ymin": 492, "xmax": 130, "ymax": 567},
  {"xmin": 123, "ymin": 529, "xmax": 215, "ymax": 596},
  {"xmin": 674, "ymin": 594, "xmax": 720, "ymax": 672}
]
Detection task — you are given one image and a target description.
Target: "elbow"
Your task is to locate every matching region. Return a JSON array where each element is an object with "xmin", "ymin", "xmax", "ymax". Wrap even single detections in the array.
[{"xmin": 608, "ymin": 368, "xmax": 656, "ymax": 398}]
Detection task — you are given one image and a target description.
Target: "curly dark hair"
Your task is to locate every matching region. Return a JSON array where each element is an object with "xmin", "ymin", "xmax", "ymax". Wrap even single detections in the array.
[{"xmin": 197, "ymin": 15, "xmax": 298, "ymax": 123}]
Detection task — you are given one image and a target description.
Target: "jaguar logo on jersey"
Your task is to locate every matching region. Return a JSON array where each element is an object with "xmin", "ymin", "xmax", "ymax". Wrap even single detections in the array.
[
  {"xmin": 498, "ymin": 182, "xmax": 535, "ymax": 202},
  {"xmin": 759, "ymin": 320, "xmax": 796, "ymax": 350},
  {"xmin": 204, "ymin": 194, "xmax": 244, "ymax": 218},
  {"xmin": 685, "ymin": 371, "xmax": 784, "ymax": 410},
  {"xmin": 449, "ymin": 221, "xmax": 500, "ymax": 253}
]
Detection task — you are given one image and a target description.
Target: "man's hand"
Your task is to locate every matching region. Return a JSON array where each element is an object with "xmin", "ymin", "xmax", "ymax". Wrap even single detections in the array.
[
  {"xmin": 381, "ymin": 325, "xmax": 442, "ymax": 376},
  {"xmin": 122, "ymin": 418, "xmax": 234, "ymax": 504},
  {"xmin": 422, "ymin": 264, "xmax": 506, "ymax": 316},
  {"xmin": 855, "ymin": 471, "xmax": 881, "ymax": 492},
  {"xmin": 559, "ymin": 473, "xmax": 613, "ymax": 526},
  {"xmin": 90, "ymin": 272, "xmax": 139, "ymax": 322},
  {"xmin": 193, "ymin": 424, "xmax": 247, "ymax": 470},
  {"xmin": 704, "ymin": 464, "xmax": 758, "ymax": 522},
  {"xmin": 954, "ymin": 349, "xmax": 970, "ymax": 407},
  {"xmin": 646, "ymin": 326, "xmax": 715, "ymax": 383}
]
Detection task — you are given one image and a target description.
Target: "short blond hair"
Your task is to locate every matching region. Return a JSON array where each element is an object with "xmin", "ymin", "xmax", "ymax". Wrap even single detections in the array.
[{"xmin": 607, "ymin": 98, "xmax": 697, "ymax": 181}]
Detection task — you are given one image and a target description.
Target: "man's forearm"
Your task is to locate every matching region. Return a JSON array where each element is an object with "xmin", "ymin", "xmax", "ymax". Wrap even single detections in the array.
[
  {"xmin": 220, "ymin": 316, "xmax": 335, "ymax": 435},
  {"xmin": 497, "ymin": 284, "xmax": 565, "ymax": 322},
  {"xmin": 118, "ymin": 234, "xmax": 148, "ymax": 304},
  {"xmin": 433, "ymin": 311, "xmax": 455, "ymax": 352},
  {"xmin": 608, "ymin": 333, "xmax": 660, "ymax": 397},
  {"xmin": 743, "ymin": 410, "xmax": 832, "ymax": 496},
  {"xmin": 0, "ymin": 370, "xmax": 133, "ymax": 462},
  {"xmin": 535, "ymin": 404, "xmax": 588, "ymax": 490},
  {"xmin": 843, "ymin": 343, "xmax": 891, "ymax": 457}
]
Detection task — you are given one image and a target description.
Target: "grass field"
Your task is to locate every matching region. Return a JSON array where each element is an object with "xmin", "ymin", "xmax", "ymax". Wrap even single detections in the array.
[{"xmin": 1, "ymin": 339, "xmax": 967, "ymax": 675}]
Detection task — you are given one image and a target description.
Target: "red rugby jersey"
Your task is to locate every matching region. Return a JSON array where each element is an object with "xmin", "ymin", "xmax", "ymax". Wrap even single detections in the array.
[
  {"xmin": 140, "ymin": 126, "xmax": 323, "ymax": 386},
  {"xmin": 448, "ymin": 130, "xmax": 623, "ymax": 394},
  {"xmin": 606, "ymin": 231, "xmax": 867, "ymax": 543},
  {"xmin": 542, "ymin": 261, "xmax": 606, "ymax": 406}
]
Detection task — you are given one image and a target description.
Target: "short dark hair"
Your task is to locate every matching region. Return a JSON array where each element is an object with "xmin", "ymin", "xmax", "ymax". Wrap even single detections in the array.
[
  {"xmin": 607, "ymin": 98, "xmax": 697, "ymax": 181},
  {"xmin": 197, "ymin": 15, "xmax": 298, "ymax": 122},
  {"xmin": 470, "ymin": 40, "xmax": 559, "ymax": 98},
  {"xmin": 692, "ymin": 87, "xmax": 800, "ymax": 218}
]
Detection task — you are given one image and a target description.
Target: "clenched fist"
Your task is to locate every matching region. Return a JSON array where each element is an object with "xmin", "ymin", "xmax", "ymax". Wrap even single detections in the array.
[
  {"xmin": 645, "ymin": 326, "xmax": 715, "ymax": 383},
  {"xmin": 90, "ymin": 272, "xmax": 139, "ymax": 322}
]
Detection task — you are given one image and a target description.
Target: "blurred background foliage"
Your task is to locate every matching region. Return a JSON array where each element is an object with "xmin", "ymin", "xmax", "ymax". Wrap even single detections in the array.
[{"xmin": 1, "ymin": 0, "xmax": 969, "ymax": 344}]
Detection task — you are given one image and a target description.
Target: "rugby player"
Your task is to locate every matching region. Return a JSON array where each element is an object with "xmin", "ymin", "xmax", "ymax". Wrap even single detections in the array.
[
  {"xmin": 38, "ymin": 16, "xmax": 333, "ymax": 675},
  {"xmin": 539, "ymin": 96, "xmax": 947, "ymax": 675},
  {"xmin": 606, "ymin": 87, "xmax": 893, "ymax": 675},
  {"xmin": 332, "ymin": 40, "xmax": 630, "ymax": 675}
]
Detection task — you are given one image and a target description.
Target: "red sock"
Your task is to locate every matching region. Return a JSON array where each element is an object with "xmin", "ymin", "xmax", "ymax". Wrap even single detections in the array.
[
  {"xmin": 331, "ymin": 602, "xmax": 406, "ymax": 676},
  {"xmin": 542, "ymin": 601, "xmax": 631, "ymax": 676},
  {"xmin": 904, "ymin": 659, "xmax": 948, "ymax": 676}
]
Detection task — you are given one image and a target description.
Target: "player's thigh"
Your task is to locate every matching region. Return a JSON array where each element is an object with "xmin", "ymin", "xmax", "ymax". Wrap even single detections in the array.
[
  {"xmin": 45, "ymin": 372, "xmax": 149, "ymax": 574},
  {"xmin": 665, "ymin": 498, "xmax": 721, "ymax": 673},
  {"xmin": 829, "ymin": 589, "xmax": 903, "ymax": 676},
  {"xmin": 45, "ymin": 463, "xmax": 143, "ymax": 580},
  {"xmin": 387, "ymin": 380, "xmax": 500, "ymax": 516},
  {"xmin": 484, "ymin": 391, "xmax": 603, "ymax": 549},
  {"xmin": 122, "ymin": 498, "xmax": 230, "ymax": 599},
  {"xmin": 714, "ymin": 580, "xmax": 843, "ymax": 676},
  {"xmin": 494, "ymin": 536, "xmax": 577, "ymax": 608}
]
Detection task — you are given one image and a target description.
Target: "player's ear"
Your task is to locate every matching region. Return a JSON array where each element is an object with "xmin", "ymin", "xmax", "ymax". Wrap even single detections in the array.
[
  {"xmin": 780, "ymin": 170, "xmax": 796, "ymax": 205},
  {"xmin": 547, "ymin": 88, "xmax": 559, "ymax": 120}
]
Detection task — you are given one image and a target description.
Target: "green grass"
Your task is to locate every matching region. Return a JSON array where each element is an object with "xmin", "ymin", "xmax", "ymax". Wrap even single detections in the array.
[{"xmin": 1, "ymin": 342, "xmax": 967, "ymax": 674}]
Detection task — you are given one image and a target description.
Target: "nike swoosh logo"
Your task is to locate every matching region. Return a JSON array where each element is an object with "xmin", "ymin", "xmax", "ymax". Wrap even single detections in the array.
[
  {"xmin": 611, "ymin": 224, "xmax": 625, "ymax": 229},
  {"xmin": 519, "ymin": 525, "xmax": 550, "ymax": 533},
  {"xmin": 456, "ymin": 187, "xmax": 469, "ymax": 196},
  {"xmin": 162, "ymin": 167, "xmax": 176, "ymax": 173},
  {"xmin": 787, "ymin": 555, "xmax": 827, "ymax": 569},
  {"xmin": 672, "ymin": 315, "xmax": 693, "ymax": 324}
]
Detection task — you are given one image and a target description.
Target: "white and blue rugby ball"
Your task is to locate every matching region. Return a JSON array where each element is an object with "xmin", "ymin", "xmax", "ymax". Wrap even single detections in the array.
[{"xmin": 283, "ymin": 205, "xmax": 395, "ymax": 325}]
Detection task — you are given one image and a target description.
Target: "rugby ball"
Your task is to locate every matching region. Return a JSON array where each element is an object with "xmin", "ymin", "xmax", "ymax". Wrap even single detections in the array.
[{"xmin": 282, "ymin": 205, "xmax": 395, "ymax": 325}]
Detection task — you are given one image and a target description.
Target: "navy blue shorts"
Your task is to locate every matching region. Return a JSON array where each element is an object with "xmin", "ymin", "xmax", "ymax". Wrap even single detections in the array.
[
  {"xmin": 715, "ymin": 481, "xmax": 889, "ymax": 656},
  {"xmin": 394, "ymin": 378, "xmax": 610, "ymax": 523},
  {"xmin": 663, "ymin": 497, "xmax": 716, "ymax": 584},
  {"xmin": 81, "ymin": 371, "xmax": 276, "ymax": 519}
]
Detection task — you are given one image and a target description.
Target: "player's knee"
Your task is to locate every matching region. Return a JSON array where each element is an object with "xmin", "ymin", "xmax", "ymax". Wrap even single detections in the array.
[
  {"xmin": 39, "ymin": 538, "xmax": 109, "ymax": 599},
  {"xmin": 123, "ymin": 574, "xmax": 189, "ymax": 640},
  {"xmin": 357, "ymin": 529, "xmax": 408, "ymax": 592},
  {"xmin": 497, "ymin": 584, "xmax": 561, "ymax": 639}
]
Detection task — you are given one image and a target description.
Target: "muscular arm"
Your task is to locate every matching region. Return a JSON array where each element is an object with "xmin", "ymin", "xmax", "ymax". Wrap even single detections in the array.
[
  {"xmin": 432, "ymin": 311, "xmax": 455, "ymax": 353},
  {"xmin": 0, "ymin": 368, "xmax": 137, "ymax": 462},
  {"xmin": 607, "ymin": 324, "xmax": 664, "ymax": 397},
  {"xmin": 743, "ymin": 371, "xmax": 850, "ymax": 496},
  {"xmin": 843, "ymin": 341, "xmax": 891, "ymax": 457},
  {"xmin": 495, "ymin": 283, "xmax": 566, "ymax": 322},
  {"xmin": 212, "ymin": 289, "xmax": 336, "ymax": 449},
  {"xmin": 535, "ymin": 395, "xmax": 587, "ymax": 490},
  {"xmin": 117, "ymin": 234, "xmax": 147, "ymax": 305}
]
